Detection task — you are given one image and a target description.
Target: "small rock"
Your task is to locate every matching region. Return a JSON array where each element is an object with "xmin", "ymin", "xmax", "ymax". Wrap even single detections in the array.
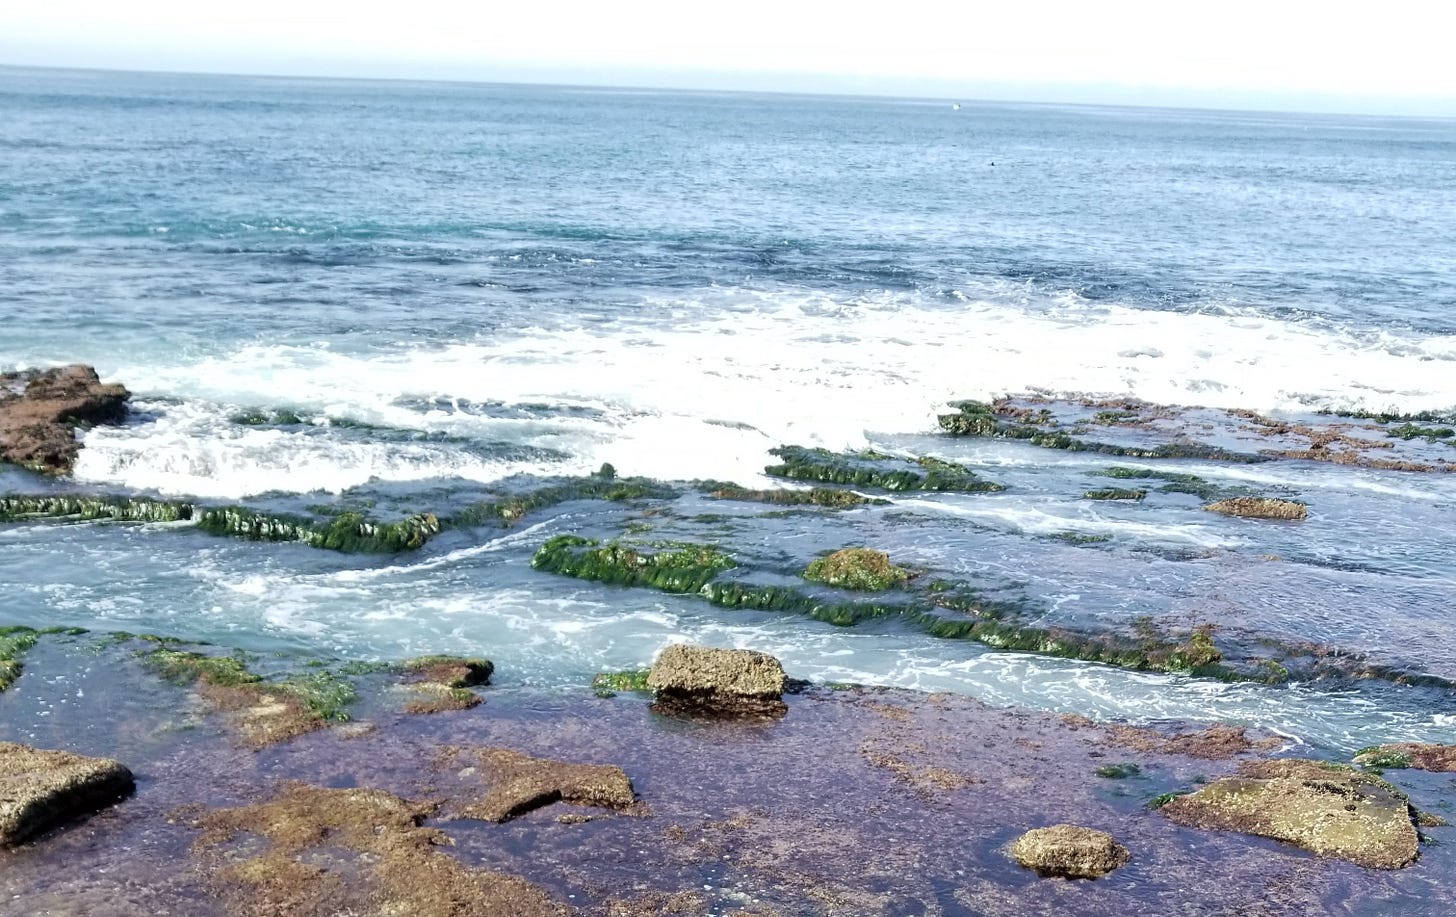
[
  {"xmin": 1009, "ymin": 824, "xmax": 1129, "ymax": 878},
  {"xmin": 1204, "ymin": 497, "xmax": 1307, "ymax": 521},
  {"xmin": 1161, "ymin": 759, "xmax": 1419, "ymax": 869},
  {"xmin": 646, "ymin": 644, "xmax": 788, "ymax": 717},
  {"xmin": 0, "ymin": 742, "xmax": 135, "ymax": 846}
]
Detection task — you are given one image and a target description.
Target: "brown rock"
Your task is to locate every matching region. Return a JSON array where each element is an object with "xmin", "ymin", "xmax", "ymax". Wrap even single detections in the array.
[
  {"xmin": 0, "ymin": 365, "xmax": 130, "ymax": 474},
  {"xmin": 1204, "ymin": 497, "xmax": 1307, "ymax": 521},
  {"xmin": 448, "ymin": 746, "xmax": 636, "ymax": 823},
  {"xmin": 193, "ymin": 782, "xmax": 569, "ymax": 916},
  {"xmin": 1009, "ymin": 824, "xmax": 1129, "ymax": 878},
  {"xmin": 647, "ymin": 644, "xmax": 788, "ymax": 717},
  {"xmin": 1353, "ymin": 742, "xmax": 1456, "ymax": 772},
  {"xmin": 1161, "ymin": 759, "xmax": 1420, "ymax": 869},
  {"xmin": 0, "ymin": 742, "xmax": 135, "ymax": 846}
]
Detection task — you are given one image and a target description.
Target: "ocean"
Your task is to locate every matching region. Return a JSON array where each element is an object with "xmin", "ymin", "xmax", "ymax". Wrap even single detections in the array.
[{"xmin": 3, "ymin": 65, "xmax": 1455, "ymax": 756}]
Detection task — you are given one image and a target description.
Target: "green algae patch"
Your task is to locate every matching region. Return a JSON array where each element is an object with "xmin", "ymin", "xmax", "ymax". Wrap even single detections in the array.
[
  {"xmin": 764, "ymin": 446, "xmax": 1003, "ymax": 493},
  {"xmin": 140, "ymin": 647, "xmax": 356, "ymax": 748},
  {"xmin": 446, "ymin": 477, "xmax": 672, "ymax": 529},
  {"xmin": 937, "ymin": 401, "xmax": 1268, "ymax": 463},
  {"xmin": 195, "ymin": 506, "xmax": 441, "ymax": 552},
  {"xmin": 1095, "ymin": 763, "xmax": 1143, "ymax": 779},
  {"xmin": 530, "ymin": 536, "xmax": 735, "ymax": 593},
  {"xmin": 0, "ymin": 628, "xmax": 40, "ymax": 691},
  {"xmin": 1091, "ymin": 466, "xmax": 1225, "ymax": 500},
  {"xmin": 0, "ymin": 495, "xmax": 194, "ymax": 525},
  {"xmin": 704, "ymin": 483, "xmax": 883, "ymax": 508},
  {"xmin": 804, "ymin": 548, "xmax": 912, "ymax": 591},
  {"xmin": 1082, "ymin": 488, "xmax": 1146, "ymax": 501},
  {"xmin": 592, "ymin": 669, "xmax": 652, "ymax": 698}
]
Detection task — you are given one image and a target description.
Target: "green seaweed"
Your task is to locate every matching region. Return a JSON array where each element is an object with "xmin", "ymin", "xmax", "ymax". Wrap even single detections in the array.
[
  {"xmin": 0, "ymin": 627, "xmax": 40, "ymax": 691},
  {"xmin": 591, "ymin": 669, "xmax": 652, "ymax": 698},
  {"xmin": 764, "ymin": 446, "xmax": 1004, "ymax": 493},
  {"xmin": 704, "ymin": 483, "xmax": 883, "ymax": 509},
  {"xmin": 142, "ymin": 647, "xmax": 261, "ymax": 688},
  {"xmin": 937, "ymin": 403, "xmax": 1268, "ymax": 463},
  {"xmin": 529, "ymin": 535, "xmax": 736, "ymax": 593},
  {"xmin": 1095, "ymin": 763, "xmax": 1143, "ymax": 779},
  {"xmin": 1354, "ymin": 746, "xmax": 1414, "ymax": 771},
  {"xmin": 1083, "ymin": 488, "xmax": 1147, "ymax": 501},
  {"xmin": 277, "ymin": 670, "xmax": 357, "ymax": 722}
]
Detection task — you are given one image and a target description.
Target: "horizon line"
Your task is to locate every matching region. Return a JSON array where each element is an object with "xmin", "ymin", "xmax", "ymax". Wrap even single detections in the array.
[{"xmin": 3, "ymin": 60, "xmax": 1455, "ymax": 122}]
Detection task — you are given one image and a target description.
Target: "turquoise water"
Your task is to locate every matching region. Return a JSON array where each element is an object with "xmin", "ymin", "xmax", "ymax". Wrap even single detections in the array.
[{"xmin": 2, "ymin": 66, "xmax": 1455, "ymax": 752}]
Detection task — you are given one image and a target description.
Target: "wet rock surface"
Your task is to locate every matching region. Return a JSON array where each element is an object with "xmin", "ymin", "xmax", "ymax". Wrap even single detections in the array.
[
  {"xmin": 445, "ymin": 746, "xmax": 637, "ymax": 823},
  {"xmin": 1354, "ymin": 743, "xmax": 1456, "ymax": 772},
  {"xmin": 1160, "ymin": 759, "xmax": 1422, "ymax": 869},
  {"xmin": 0, "ymin": 742, "xmax": 134, "ymax": 846},
  {"xmin": 1205, "ymin": 497, "xmax": 1308, "ymax": 520},
  {"xmin": 1009, "ymin": 824, "xmax": 1130, "ymax": 879},
  {"xmin": 0, "ymin": 365, "xmax": 129, "ymax": 474},
  {"xmin": 647, "ymin": 644, "xmax": 788, "ymax": 717},
  {"xmin": 0, "ymin": 637, "xmax": 1453, "ymax": 915}
]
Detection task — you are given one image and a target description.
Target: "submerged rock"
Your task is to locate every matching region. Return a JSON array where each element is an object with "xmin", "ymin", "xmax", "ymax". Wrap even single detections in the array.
[
  {"xmin": 446, "ymin": 747, "xmax": 636, "ymax": 823},
  {"xmin": 647, "ymin": 644, "xmax": 788, "ymax": 718},
  {"xmin": 193, "ymin": 782, "xmax": 569, "ymax": 916},
  {"xmin": 1204, "ymin": 497, "xmax": 1308, "ymax": 520},
  {"xmin": 1160, "ymin": 759, "xmax": 1420, "ymax": 869},
  {"xmin": 1354, "ymin": 743, "xmax": 1456, "ymax": 772},
  {"xmin": 1009, "ymin": 824, "xmax": 1129, "ymax": 879},
  {"xmin": 398, "ymin": 657, "xmax": 491, "ymax": 714},
  {"xmin": 0, "ymin": 743, "xmax": 135, "ymax": 846},
  {"xmin": 0, "ymin": 365, "xmax": 129, "ymax": 474}
]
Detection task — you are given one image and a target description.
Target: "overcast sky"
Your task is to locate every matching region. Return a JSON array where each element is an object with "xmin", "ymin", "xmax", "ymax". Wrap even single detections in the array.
[{"xmin": 5, "ymin": 1, "xmax": 1455, "ymax": 115}]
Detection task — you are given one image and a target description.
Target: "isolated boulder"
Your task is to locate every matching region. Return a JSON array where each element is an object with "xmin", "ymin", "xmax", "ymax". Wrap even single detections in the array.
[
  {"xmin": 0, "ymin": 365, "xmax": 129, "ymax": 474},
  {"xmin": 1009, "ymin": 824, "xmax": 1129, "ymax": 878},
  {"xmin": 647, "ymin": 644, "xmax": 788, "ymax": 717},
  {"xmin": 1204, "ymin": 497, "xmax": 1306, "ymax": 521},
  {"xmin": 1161, "ymin": 759, "xmax": 1419, "ymax": 869},
  {"xmin": 0, "ymin": 742, "xmax": 135, "ymax": 846}
]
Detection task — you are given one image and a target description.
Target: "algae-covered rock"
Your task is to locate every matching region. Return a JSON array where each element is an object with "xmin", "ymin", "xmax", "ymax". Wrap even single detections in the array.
[
  {"xmin": 1160, "ymin": 759, "xmax": 1420, "ymax": 869},
  {"xmin": 647, "ymin": 644, "xmax": 788, "ymax": 717},
  {"xmin": 803, "ymin": 548, "xmax": 911, "ymax": 591},
  {"xmin": 1354, "ymin": 743, "xmax": 1456, "ymax": 772},
  {"xmin": 194, "ymin": 782, "xmax": 569, "ymax": 916},
  {"xmin": 447, "ymin": 747, "xmax": 636, "ymax": 823},
  {"xmin": 1204, "ymin": 497, "xmax": 1307, "ymax": 521},
  {"xmin": 0, "ymin": 365, "xmax": 129, "ymax": 474},
  {"xmin": 1009, "ymin": 824, "xmax": 1129, "ymax": 878},
  {"xmin": 764, "ymin": 446, "xmax": 1003, "ymax": 493},
  {"xmin": 0, "ymin": 742, "xmax": 135, "ymax": 846},
  {"xmin": 397, "ymin": 655, "xmax": 492, "ymax": 714}
]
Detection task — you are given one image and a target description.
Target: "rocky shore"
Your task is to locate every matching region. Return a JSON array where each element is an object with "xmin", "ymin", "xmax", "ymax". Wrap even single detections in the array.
[
  {"xmin": 0, "ymin": 365, "xmax": 129, "ymax": 475},
  {"xmin": 0, "ymin": 633, "xmax": 1452, "ymax": 916}
]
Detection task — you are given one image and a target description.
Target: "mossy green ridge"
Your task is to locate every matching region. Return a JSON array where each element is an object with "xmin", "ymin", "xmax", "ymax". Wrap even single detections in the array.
[
  {"xmin": 937, "ymin": 401, "xmax": 1268, "ymax": 463},
  {"xmin": 0, "ymin": 627, "xmax": 40, "ymax": 691},
  {"xmin": 1386, "ymin": 423, "xmax": 1456, "ymax": 443},
  {"xmin": 703, "ymin": 483, "xmax": 883, "ymax": 508},
  {"xmin": 1082, "ymin": 488, "xmax": 1146, "ymax": 501},
  {"xmin": 142, "ymin": 647, "xmax": 262, "ymax": 688},
  {"xmin": 530, "ymin": 537, "xmax": 1244, "ymax": 679},
  {"xmin": 764, "ymin": 446, "xmax": 1004, "ymax": 492},
  {"xmin": 530, "ymin": 536, "xmax": 736, "ymax": 593},
  {"xmin": 803, "ymin": 548, "xmax": 911, "ymax": 591},
  {"xmin": 1, "ymin": 474, "xmax": 672, "ymax": 555},
  {"xmin": 1091, "ymin": 466, "xmax": 1225, "ymax": 500},
  {"xmin": 591, "ymin": 669, "xmax": 652, "ymax": 698},
  {"xmin": 0, "ymin": 495, "xmax": 194, "ymax": 524}
]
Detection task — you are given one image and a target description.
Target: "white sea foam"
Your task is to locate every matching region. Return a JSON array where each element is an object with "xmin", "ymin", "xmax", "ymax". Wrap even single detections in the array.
[{"xmin": 73, "ymin": 287, "xmax": 1456, "ymax": 497}]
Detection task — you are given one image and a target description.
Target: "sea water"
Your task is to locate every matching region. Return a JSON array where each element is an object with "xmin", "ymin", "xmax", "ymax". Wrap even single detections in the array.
[{"xmin": 2, "ymin": 65, "xmax": 1455, "ymax": 753}]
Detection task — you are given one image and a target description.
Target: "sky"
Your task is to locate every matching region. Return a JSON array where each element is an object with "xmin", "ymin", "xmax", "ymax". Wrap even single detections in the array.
[{"xmin": 4, "ymin": 1, "xmax": 1456, "ymax": 115}]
